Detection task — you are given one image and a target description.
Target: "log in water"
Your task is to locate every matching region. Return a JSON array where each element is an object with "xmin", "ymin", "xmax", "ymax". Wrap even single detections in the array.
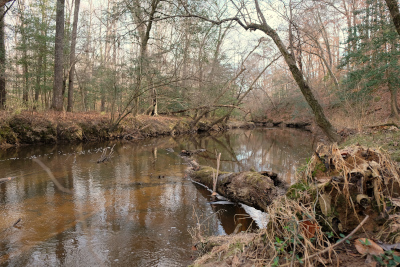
[{"xmin": 188, "ymin": 165, "xmax": 280, "ymax": 211}]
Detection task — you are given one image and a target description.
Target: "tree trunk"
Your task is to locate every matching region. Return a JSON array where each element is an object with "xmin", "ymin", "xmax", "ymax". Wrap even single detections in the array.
[
  {"xmin": 52, "ymin": 0, "xmax": 65, "ymax": 111},
  {"xmin": 0, "ymin": 6, "xmax": 5, "ymax": 109},
  {"xmin": 19, "ymin": 2, "xmax": 29, "ymax": 104},
  {"xmin": 67, "ymin": 0, "xmax": 80, "ymax": 112},
  {"xmin": 35, "ymin": 53, "xmax": 42, "ymax": 103},
  {"xmin": 248, "ymin": 0, "xmax": 341, "ymax": 142},
  {"xmin": 385, "ymin": 0, "xmax": 400, "ymax": 37},
  {"xmin": 129, "ymin": 0, "xmax": 160, "ymax": 116},
  {"xmin": 151, "ymin": 85, "xmax": 158, "ymax": 116},
  {"xmin": 388, "ymin": 80, "xmax": 400, "ymax": 120}
]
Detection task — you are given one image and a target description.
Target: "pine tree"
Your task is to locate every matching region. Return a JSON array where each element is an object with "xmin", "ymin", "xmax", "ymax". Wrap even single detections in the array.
[{"xmin": 340, "ymin": 0, "xmax": 400, "ymax": 119}]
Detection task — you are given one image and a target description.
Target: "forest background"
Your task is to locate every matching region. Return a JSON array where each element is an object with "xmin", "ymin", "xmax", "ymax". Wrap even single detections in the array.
[{"xmin": 0, "ymin": 0, "xmax": 399, "ymax": 142}]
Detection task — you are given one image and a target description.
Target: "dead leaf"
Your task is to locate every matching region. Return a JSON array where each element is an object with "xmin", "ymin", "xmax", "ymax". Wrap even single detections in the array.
[
  {"xmin": 354, "ymin": 238, "xmax": 384, "ymax": 256},
  {"xmin": 300, "ymin": 220, "xmax": 319, "ymax": 239},
  {"xmin": 319, "ymin": 193, "xmax": 332, "ymax": 216}
]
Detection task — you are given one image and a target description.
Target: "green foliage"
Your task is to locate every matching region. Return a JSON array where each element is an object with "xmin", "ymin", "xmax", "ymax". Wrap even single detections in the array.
[
  {"xmin": 337, "ymin": 233, "xmax": 351, "ymax": 244},
  {"xmin": 373, "ymin": 250, "xmax": 400, "ymax": 267},
  {"xmin": 339, "ymin": 0, "xmax": 400, "ymax": 102},
  {"xmin": 286, "ymin": 181, "xmax": 312, "ymax": 200}
]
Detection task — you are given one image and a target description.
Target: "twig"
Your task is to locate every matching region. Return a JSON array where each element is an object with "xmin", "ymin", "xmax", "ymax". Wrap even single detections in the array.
[
  {"xmin": 283, "ymin": 215, "xmax": 369, "ymax": 266},
  {"xmin": 212, "ymin": 152, "xmax": 221, "ymax": 195},
  {"xmin": 12, "ymin": 218, "xmax": 21, "ymax": 227}
]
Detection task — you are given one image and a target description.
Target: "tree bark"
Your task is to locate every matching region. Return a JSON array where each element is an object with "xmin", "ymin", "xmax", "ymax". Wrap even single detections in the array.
[
  {"xmin": 67, "ymin": 0, "xmax": 80, "ymax": 112},
  {"xmin": 388, "ymin": 79, "xmax": 400, "ymax": 120},
  {"xmin": 0, "ymin": 6, "xmax": 5, "ymax": 109},
  {"xmin": 18, "ymin": 2, "xmax": 28, "ymax": 104},
  {"xmin": 385, "ymin": 0, "xmax": 400, "ymax": 37},
  {"xmin": 52, "ymin": 0, "xmax": 65, "ymax": 111},
  {"xmin": 151, "ymin": 85, "xmax": 158, "ymax": 116}
]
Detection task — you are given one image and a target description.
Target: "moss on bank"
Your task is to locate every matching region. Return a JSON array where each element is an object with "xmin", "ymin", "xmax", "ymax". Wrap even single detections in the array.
[
  {"xmin": 0, "ymin": 111, "xmax": 255, "ymax": 148},
  {"xmin": 341, "ymin": 125, "xmax": 400, "ymax": 162}
]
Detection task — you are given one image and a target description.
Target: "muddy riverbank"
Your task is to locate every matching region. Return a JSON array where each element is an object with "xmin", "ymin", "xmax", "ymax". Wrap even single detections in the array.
[{"xmin": 0, "ymin": 111, "xmax": 257, "ymax": 148}]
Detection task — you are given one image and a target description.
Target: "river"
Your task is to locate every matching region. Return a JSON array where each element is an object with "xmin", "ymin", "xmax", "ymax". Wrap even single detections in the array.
[{"xmin": 0, "ymin": 128, "xmax": 315, "ymax": 266}]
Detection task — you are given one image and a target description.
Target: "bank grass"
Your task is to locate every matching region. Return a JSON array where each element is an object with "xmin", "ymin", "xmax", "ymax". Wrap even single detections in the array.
[
  {"xmin": 341, "ymin": 126, "xmax": 400, "ymax": 162},
  {"xmin": 191, "ymin": 142, "xmax": 400, "ymax": 266}
]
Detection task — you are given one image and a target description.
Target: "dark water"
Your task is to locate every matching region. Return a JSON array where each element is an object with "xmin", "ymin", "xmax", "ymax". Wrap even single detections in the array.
[{"xmin": 0, "ymin": 128, "xmax": 315, "ymax": 266}]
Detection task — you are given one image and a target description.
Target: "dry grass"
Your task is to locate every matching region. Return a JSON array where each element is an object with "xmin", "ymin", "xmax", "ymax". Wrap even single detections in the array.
[{"xmin": 191, "ymin": 143, "xmax": 400, "ymax": 266}]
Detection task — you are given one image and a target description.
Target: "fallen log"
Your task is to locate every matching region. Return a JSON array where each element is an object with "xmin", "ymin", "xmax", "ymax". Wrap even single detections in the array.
[{"xmin": 188, "ymin": 165, "xmax": 280, "ymax": 211}]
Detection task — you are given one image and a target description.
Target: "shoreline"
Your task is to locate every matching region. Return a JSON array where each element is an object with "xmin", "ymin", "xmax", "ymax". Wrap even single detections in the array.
[{"xmin": 0, "ymin": 111, "xmax": 317, "ymax": 149}]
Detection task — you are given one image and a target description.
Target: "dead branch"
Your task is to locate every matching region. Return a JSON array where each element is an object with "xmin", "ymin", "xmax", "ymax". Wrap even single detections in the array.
[{"xmin": 97, "ymin": 144, "xmax": 116, "ymax": 163}]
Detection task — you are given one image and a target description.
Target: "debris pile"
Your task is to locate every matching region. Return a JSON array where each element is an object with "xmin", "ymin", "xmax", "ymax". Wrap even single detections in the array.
[{"xmin": 191, "ymin": 144, "xmax": 400, "ymax": 266}]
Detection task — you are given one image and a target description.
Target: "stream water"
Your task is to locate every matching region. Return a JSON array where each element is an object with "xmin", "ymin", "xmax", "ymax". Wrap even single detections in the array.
[{"xmin": 0, "ymin": 128, "xmax": 315, "ymax": 266}]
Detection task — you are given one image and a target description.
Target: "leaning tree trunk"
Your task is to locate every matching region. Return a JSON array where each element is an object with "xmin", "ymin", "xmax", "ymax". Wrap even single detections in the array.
[
  {"xmin": 247, "ymin": 7, "xmax": 340, "ymax": 142},
  {"xmin": 385, "ymin": 0, "xmax": 400, "ymax": 37},
  {"xmin": 51, "ymin": 0, "xmax": 65, "ymax": 111},
  {"xmin": 218, "ymin": 0, "xmax": 341, "ymax": 142},
  {"xmin": 188, "ymin": 165, "xmax": 279, "ymax": 211}
]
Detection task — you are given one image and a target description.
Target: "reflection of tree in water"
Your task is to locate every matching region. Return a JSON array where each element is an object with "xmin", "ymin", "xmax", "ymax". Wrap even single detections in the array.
[
  {"xmin": 0, "ymin": 129, "xmax": 315, "ymax": 266},
  {"xmin": 192, "ymin": 128, "xmax": 315, "ymax": 184}
]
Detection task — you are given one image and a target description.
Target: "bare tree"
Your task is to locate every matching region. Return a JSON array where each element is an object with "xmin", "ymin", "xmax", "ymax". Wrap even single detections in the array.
[
  {"xmin": 177, "ymin": 0, "xmax": 340, "ymax": 141},
  {"xmin": 52, "ymin": 0, "xmax": 65, "ymax": 111},
  {"xmin": 67, "ymin": 0, "xmax": 80, "ymax": 112}
]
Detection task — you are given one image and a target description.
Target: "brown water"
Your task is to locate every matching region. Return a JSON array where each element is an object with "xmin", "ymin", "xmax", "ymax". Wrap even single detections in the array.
[{"xmin": 0, "ymin": 128, "xmax": 315, "ymax": 266}]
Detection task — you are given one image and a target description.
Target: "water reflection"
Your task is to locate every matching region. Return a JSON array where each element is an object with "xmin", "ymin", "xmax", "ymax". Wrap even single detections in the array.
[
  {"xmin": 180, "ymin": 128, "xmax": 315, "ymax": 184},
  {"xmin": 0, "ymin": 128, "xmax": 314, "ymax": 266}
]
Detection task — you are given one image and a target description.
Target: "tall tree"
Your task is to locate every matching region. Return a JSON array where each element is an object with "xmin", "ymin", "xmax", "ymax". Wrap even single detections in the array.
[
  {"xmin": 179, "ymin": 0, "xmax": 340, "ymax": 141},
  {"xmin": 341, "ymin": 0, "xmax": 400, "ymax": 119},
  {"xmin": 67, "ymin": 0, "xmax": 80, "ymax": 112},
  {"xmin": 0, "ymin": 6, "xmax": 5, "ymax": 109},
  {"xmin": 52, "ymin": 0, "xmax": 65, "ymax": 111}
]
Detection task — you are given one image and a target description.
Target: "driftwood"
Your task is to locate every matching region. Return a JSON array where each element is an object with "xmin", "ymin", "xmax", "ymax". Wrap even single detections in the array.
[
  {"xmin": 188, "ymin": 164, "xmax": 280, "ymax": 211},
  {"xmin": 97, "ymin": 144, "xmax": 115, "ymax": 163}
]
